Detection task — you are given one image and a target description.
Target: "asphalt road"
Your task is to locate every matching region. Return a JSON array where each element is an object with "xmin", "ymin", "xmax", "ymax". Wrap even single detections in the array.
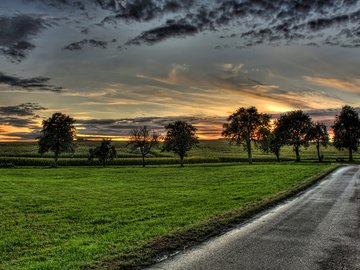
[{"xmin": 148, "ymin": 165, "xmax": 360, "ymax": 270}]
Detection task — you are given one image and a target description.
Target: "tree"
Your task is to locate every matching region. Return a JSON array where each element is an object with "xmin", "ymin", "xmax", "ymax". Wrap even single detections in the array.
[
  {"xmin": 276, "ymin": 110, "xmax": 313, "ymax": 162},
  {"xmin": 128, "ymin": 126, "xmax": 160, "ymax": 167},
  {"xmin": 88, "ymin": 139, "xmax": 117, "ymax": 167},
  {"xmin": 222, "ymin": 106, "xmax": 270, "ymax": 164},
  {"xmin": 308, "ymin": 122, "xmax": 329, "ymax": 162},
  {"xmin": 38, "ymin": 112, "xmax": 76, "ymax": 164},
  {"xmin": 162, "ymin": 121, "xmax": 199, "ymax": 167},
  {"xmin": 332, "ymin": 105, "xmax": 360, "ymax": 162},
  {"xmin": 257, "ymin": 123, "xmax": 284, "ymax": 162}
]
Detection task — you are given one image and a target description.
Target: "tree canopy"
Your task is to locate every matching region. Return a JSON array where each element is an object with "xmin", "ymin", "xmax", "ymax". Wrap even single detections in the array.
[
  {"xmin": 332, "ymin": 105, "xmax": 360, "ymax": 162},
  {"xmin": 275, "ymin": 110, "xmax": 312, "ymax": 162},
  {"xmin": 88, "ymin": 139, "xmax": 117, "ymax": 167},
  {"xmin": 128, "ymin": 126, "xmax": 159, "ymax": 167},
  {"xmin": 257, "ymin": 122, "xmax": 284, "ymax": 162},
  {"xmin": 222, "ymin": 106, "xmax": 270, "ymax": 164},
  {"xmin": 162, "ymin": 121, "xmax": 198, "ymax": 167},
  {"xmin": 38, "ymin": 112, "xmax": 76, "ymax": 164}
]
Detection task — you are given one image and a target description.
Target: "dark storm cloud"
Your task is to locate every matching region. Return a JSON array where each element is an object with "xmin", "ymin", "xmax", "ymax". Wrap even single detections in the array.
[
  {"xmin": 220, "ymin": 0, "xmax": 360, "ymax": 47},
  {"xmin": 32, "ymin": 0, "xmax": 86, "ymax": 10},
  {"xmin": 0, "ymin": 117, "xmax": 33, "ymax": 127},
  {"xmin": 104, "ymin": 0, "xmax": 161, "ymax": 22},
  {"xmin": 63, "ymin": 39, "xmax": 108, "ymax": 51},
  {"xmin": 6, "ymin": 0, "xmax": 360, "ymax": 56},
  {"xmin": 122, "ymin": 0, "xmax": 360, "ymax": 47},
  {"xmin": 126, "ymin": 22, "xmax": 199, "ymax": 45},
  {"xmin": 0, "ymin": 103, "xmax": 46, "ymax": 117},
  {"xmin": 237, "ymin": 1, "xmax": 360, "ymax": 47},
  {"xmin": 0, "ymin": 41, "xmax": 36, "ymax": 63},
  {"xmin": 39, "ymin": 0, "xmax": 360, "ymax": 46},
  {"xmin": 98, "ymin": 0, "xmax": 195, "ymax": 23},
  {"xmin": 0, "ymin": 14, "xmax": 51, "ymax": 62},
  {"xmin": 0, "ymin": 103, "xmax": 46, "ymax": 130},
  {"xmin": 0, "ymin": 72, "xmax": 63, "ymax": 92}
]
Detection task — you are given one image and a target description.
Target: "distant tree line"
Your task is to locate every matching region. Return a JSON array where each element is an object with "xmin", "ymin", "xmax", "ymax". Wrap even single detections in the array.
[
  {"xmin": 222, "ymin": 105, "xmax": 360, "ymax": 163},
  {"xmin": 37, "ymin": 114, "xmax": 199, "ymax": 167},
  {"xmin": 37, "ymin": 105, "xmax": 360, "ymax": 167}
]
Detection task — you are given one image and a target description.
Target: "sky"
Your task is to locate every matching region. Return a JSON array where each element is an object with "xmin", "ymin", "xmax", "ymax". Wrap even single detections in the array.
[{"xmin": 0, "ymin": 0, "xmax": 360, "ymax": 141}]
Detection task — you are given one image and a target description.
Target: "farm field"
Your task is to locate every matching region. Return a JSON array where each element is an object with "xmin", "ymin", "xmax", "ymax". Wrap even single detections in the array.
[
  {"xmin": 0, "ymin": 163, "xmax": 336, "ymax": 269},
  {"xmin": 0, "ymin": 140, "xmax": 358, "ymax": 166}
]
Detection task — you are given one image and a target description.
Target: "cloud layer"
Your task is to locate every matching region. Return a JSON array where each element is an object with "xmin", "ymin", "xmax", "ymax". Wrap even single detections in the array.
[
  {"xmin": 2, "ymin": 0, "xmax": 360, "ymax": 61},
  {"xmin": 116, "ymin": 0, "xmax": 360, "ymax": 48},
  {"xmin": 76, "ymin": 115, "xmax": 225, "ymax": 138},
  {"xmin": 0, "ymin": 103, "xmax": 46, "ymax": 140},
  {"xmin": 0, "ymin": 103, "xmax": 46, "ymax": 117},
  {"xmin": 0, "ymin": 72, "xmax": 63, "ymax": 92},
  {"xmin": 1, "ymin": 1, "xmax": 360, "ymax": 140},
  {"xmin": 0, "ymin": 14, "xmax": 50, "ymax": 62}
]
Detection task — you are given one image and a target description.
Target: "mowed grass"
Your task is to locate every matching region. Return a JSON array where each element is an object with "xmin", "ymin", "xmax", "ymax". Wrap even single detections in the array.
[{"xmin": 0, "ymin": 164, "xmax": 336, "ymax": 269}]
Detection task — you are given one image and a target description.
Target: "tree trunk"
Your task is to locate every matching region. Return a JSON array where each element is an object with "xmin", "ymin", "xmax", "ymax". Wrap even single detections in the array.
[
  {"xmin": 349, "ymin": 148, "xmax": 353, "ymax": 162},
  {"xmin": 247, "ymin": 139, "xmax": 253, "ymax": 164},
  {"xmin": 295, "ymin": 146, "xmax": 300, "ymax": 162},
  {"xmin": 180, "ymin": 155, "xmax": 184, "ymax": 167},
  {"xmin": 142, "ymin": 155, "xmax": 145, "ymax": 167},
  {"xmin": 316, "ymin": 143, "xmax": 321, "ymax": 162},
  {"xmin": 54, "ymin": 152, "xmax": 59, "ymax": 165},
  {"xmin": 275, "ymin": 152, "xmax": 280, "ymax": 162}
]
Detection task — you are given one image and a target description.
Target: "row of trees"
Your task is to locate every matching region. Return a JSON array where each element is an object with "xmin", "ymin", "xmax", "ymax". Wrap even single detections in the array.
[
  {"xmin": 223, "ymin": 107, "xmax": 327, "ymax": 163},
  {"xmin": 87, "ymin": 122, "xmax": 198, "ymax": 167},
  {"xmin": 38, "ymin": 115, "xmax": 198, "ymax": 167},
  {"xmin": 38, "ymin": 105, "xmax": 360, "ymax": 166},
  {"xmin": 222, "ymin": 105, "xmax": 360, "ymax": 163}
]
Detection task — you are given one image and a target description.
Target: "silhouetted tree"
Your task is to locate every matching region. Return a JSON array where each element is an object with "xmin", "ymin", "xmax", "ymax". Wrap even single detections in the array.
[
  {"xmin": 257, "ymin": 123, "xmax": 284, "ymax": 162},
  {"xmin": 128, "ymin": 126, "xmax": 160, "ymax": 167},
  {"xmin": 308, "ymin": 122, "xmax": 329, "ymax": 162},
  {"xmin": 276, "ymin": 110, "xmax": 312, "ymax": 162},
  {"xmin": 38, "ymin": 112, "xmax": 76, "ymax": 165},
  {"xmin": 162, "ymin": 121, "xmax": 198, "ymax": 167},
  {"xmin": 88, "ymin": 139, "xmax": 117, "ymax": 167},
  {"xmin": 222, "ymin": 106, "xmax": 270, "ymax": 164},
  {"xmin": 332, "ymin": 105, "xmax": 360, "ymax": 162}
]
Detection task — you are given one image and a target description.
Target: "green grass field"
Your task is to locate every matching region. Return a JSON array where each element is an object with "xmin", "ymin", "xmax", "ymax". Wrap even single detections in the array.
[
  {"xmin": 0, "ymin": 163, "xmax": 336, "ymax": 269},
  {"xmin": 0, "ymin": 140, "xmax": 358, "ymax": 166}
]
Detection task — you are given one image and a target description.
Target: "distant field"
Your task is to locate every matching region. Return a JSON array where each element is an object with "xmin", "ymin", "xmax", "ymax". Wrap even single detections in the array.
[
  {"xmin": 0, "ymin": 163, "xmax": 336, "ymax": 269},
  {"xmin": 0, "ymin": 140, "xmax": 358, "ymax": 165}
]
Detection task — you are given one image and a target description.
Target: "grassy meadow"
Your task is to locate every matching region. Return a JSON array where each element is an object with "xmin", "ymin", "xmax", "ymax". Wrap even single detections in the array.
[
  {"xmin": 0, "ymin": 163, "xmax": 337, "ymax": 269},
  {"xmin": 0, "ymin": 140, "xmax": 349, "ymax": 269},
  {"xmin": 0, "ymin": 140, "xmax": 358, "ymax": 166}
]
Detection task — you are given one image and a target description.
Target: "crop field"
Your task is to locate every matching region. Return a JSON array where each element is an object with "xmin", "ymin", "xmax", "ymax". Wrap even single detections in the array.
[
  {"xmin": 0, "ymin": 163, "xmax": 336, "ymax": 269},
  {"xmin": 0, "ymin": 140, "xmax": 358, "ymax": 166}
]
